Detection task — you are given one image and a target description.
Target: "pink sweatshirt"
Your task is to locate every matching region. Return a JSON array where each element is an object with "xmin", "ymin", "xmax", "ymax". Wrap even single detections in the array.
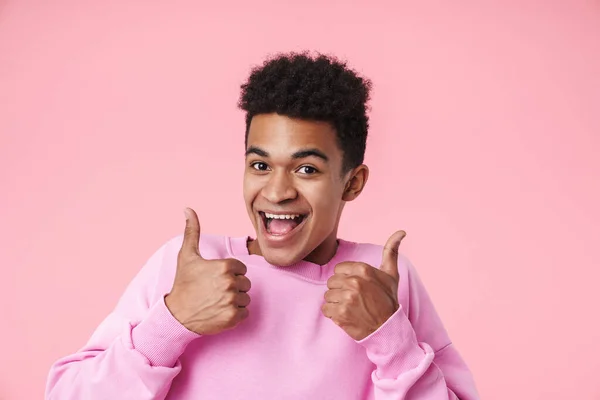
[{"xmin": 46, "ymin": 234, "xmax": 479, "ymax": 399}]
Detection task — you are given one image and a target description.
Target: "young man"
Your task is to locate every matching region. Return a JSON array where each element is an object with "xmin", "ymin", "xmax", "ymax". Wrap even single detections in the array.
[{"xmin": 46, "ymin": 53, "xmax": 479, "ymax": 399}]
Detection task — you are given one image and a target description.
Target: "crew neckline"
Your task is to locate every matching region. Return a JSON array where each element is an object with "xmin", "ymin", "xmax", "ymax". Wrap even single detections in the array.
[{"xmin": 227, "ymin": 236, "xmax": 358, "ymax": 282}]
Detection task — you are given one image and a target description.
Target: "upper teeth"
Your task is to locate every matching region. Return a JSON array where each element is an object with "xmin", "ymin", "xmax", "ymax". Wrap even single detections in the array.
[{"xmin": 265, "ymin": 213, "xmax": 300, "ymax": 219}]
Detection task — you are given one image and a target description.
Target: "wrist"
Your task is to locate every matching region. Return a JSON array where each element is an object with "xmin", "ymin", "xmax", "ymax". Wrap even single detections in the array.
[
  {"xmin": 165, "ymin": 292, "xmax": 190, "ymax": 328},
  {"xmin": 131, "ymin": 295, "xmax": 200, "ymax": 367}
]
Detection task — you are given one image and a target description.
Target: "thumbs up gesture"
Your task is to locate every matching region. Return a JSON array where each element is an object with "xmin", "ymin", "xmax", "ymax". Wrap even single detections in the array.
[
  {"xmin": 165, "ymin": 208, "xmax": 252, "ymax": 335},
  {"xmin": 321, "ymin": 230, "xmax": 407, "ymax": 340}
]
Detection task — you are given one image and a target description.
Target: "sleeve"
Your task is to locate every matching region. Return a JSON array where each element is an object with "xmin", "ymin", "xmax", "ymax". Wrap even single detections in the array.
[
  {"xmin": 356, "ymin": 257, "xmax": 480, "ymax": 400},
  {"xmin": 45, "ymin": 238, "xmax": 200, "ymax": 400}
]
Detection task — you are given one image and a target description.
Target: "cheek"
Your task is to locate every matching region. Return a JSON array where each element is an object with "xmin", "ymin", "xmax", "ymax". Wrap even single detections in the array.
[
  {"xmin": 243, "ymin": 174, "xmax": 260, "ymax": 201},
  {"xmin": 304, "ymin": 181, "xmax": 343, "ymax": 220}
]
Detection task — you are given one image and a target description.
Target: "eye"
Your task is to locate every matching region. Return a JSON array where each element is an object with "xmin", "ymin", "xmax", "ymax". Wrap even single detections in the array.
[
  {"xmin": 297, "ymin": 166, "xmax": 318, "ymax": 175},
  {"xmin": 251, "ymin": 162, "xmax": 269, "ymax": 171}
]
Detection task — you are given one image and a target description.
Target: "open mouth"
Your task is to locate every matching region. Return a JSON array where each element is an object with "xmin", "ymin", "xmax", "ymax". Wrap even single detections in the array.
[{"xmin": 259, "ymin": 211, "xmax": 307, "ymax": 237}]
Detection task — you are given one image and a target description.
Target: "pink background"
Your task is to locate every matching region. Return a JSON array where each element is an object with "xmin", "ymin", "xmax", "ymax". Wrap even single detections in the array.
[{"xmin": 1, "ymin": 1, "xmax": 599, "ymax": 399}]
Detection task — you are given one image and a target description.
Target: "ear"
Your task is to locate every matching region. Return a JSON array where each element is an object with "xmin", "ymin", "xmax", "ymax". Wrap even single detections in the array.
[{"xmin": 342, "ymin": 164, "xmax": 369, "ymax": 201}]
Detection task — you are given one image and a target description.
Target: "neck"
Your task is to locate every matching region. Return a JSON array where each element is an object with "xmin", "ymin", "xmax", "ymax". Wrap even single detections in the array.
[
  {"xmin": 304, "ymin": 234, "xmax": 340, "ymax": 265},
  {"xmin": 247, "ymin": 233, "xmax": 340, "ymax": 266}
]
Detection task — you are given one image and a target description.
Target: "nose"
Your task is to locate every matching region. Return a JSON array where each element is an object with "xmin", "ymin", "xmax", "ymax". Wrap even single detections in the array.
[{"xmin": 261, "ymin": 171, "xmax": 298, "ymax": 204}]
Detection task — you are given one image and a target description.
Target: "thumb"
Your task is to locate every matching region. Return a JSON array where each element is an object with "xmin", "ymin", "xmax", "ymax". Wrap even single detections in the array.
[
  {"xmin": 181, "ymin": 207, "xmax": 202, "ymax": 258},
  {"xmin": 380, "ymin": 230, "xmax": 406, "ymax": 280}
]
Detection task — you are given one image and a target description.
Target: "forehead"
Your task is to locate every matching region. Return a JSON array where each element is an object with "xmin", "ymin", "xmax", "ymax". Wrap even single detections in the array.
[{"xmin": 247, "ymin": 113, "xmax": 341, "ymax": 156}]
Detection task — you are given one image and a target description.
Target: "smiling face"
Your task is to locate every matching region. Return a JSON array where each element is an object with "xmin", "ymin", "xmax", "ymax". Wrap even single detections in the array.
[{"xmin": 244, "ymin": 113, "xmax": 368, "ymax": 267}]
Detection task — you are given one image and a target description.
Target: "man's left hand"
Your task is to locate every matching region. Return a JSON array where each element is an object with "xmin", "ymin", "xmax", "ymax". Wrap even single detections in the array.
[{"xmin": 321, "ymin": 230, "xmax": 407, "ymax": 341}]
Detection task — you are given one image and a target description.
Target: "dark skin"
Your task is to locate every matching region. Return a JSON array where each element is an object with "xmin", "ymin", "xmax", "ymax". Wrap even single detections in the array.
[
  {"xmin": 321, "ymin": 231, "xmax": 406, "ymax": 340},
  {"xmin": 243, "ymin": 113, "xmax": 361, "ymax": 267},
  {"xmin": 166, "ymin": 113, "xmax": 406, "ymax": 340}
]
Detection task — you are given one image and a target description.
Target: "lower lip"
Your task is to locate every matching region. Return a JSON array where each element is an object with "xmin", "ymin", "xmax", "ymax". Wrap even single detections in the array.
[{"xmin": 258, "ymin": 214, "xmax": 308, "ymax": 245}]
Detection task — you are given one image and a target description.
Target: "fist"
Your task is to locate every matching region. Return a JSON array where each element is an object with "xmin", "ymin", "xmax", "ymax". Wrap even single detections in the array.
[
  {"xmin": 321, "ymin": 230, "xmax": 406, "ymax": 340},
  {"xmin": 165, "ymin": 208, "xmax": 252, "ymax": 335}
]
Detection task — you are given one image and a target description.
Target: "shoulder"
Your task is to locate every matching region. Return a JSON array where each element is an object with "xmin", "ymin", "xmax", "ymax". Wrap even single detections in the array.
[
  {"xmin": 345, "ymin": 239, "xmax": 414, "ymax": 279},
  {"xmin": 144, "ymin": 233, "xmax": 237, "ymax": 299},
  {"xmin": 160, "ymin": 233, "xmax": 235, "ymax": 261},
  {"xmin": 348, "ymin": 240, "xmax": 444, "ymax": 335},
  {"xmin": 346, "ymin": 239, "xmax": 423, "ymax": 310}
]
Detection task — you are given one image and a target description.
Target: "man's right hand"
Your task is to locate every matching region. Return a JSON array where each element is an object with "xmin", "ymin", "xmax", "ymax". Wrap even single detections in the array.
[{"xmin": 165, "ymin": 208, "xmax": 251, "ymax": 335}]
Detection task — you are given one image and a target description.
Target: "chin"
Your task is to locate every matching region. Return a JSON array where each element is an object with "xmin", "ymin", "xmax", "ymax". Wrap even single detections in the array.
[
  {"xmin": 259, "ymin": 240, "xmax": 304, "ymax": 267},
  {"xmin": 260, "ymin": 246, "xmax": 304, "ymax": 267}
]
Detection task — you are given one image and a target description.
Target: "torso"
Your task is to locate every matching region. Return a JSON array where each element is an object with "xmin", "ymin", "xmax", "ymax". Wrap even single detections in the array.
[{"xmin": 166, "ymin": 253, "xmax": 377, "ymax": 400}]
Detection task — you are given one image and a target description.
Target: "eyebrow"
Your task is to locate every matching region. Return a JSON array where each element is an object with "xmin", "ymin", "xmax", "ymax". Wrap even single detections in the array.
[
  {"xmin": 245, "ymin": 146, "xmax": 329, "ymax": 162},
  {"xmin": 245, "ymin": 146, "xmax": 269, "ymax": 158}
]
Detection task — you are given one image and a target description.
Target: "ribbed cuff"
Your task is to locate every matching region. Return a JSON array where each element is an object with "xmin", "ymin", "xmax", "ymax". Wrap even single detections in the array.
[
  {"xmin": 131, "ymin": 295, "xmax": 201, "ymax": 367},
  {"xmin": 356, "ymin": 305, "xmax": 430, "ymax": 379}
]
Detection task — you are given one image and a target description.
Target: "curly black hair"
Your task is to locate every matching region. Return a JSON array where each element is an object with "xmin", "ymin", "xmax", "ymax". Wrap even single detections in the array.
[{"xmin": 238, "ymin": 52, "xmax": 372, "ymax": 173}]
